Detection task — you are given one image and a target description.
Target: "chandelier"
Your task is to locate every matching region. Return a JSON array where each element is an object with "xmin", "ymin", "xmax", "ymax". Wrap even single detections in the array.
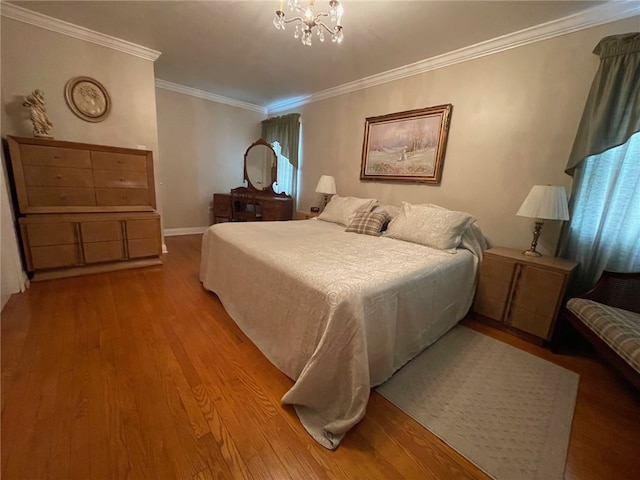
[{"xmin": 273, "ymin": 0, "xmax": 344, "ymax": 46}]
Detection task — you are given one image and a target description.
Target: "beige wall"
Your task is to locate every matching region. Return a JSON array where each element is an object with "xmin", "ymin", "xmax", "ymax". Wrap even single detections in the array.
[
  {"xmin": 293, "ymin": 17, "xmax": 639, "ymax": 255},
  {"xmin": 1, "ymin": 17, "xmax": 160, "ymax": 307},
  {"xmin": 155, "ymin": 88, "xmax": 263, "ymax": 230}
]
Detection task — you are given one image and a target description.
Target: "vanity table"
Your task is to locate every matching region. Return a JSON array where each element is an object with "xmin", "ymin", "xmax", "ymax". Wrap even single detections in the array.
[{"xmin": 213, "ymin": 139, "xmax": 293, "ymax": 223}]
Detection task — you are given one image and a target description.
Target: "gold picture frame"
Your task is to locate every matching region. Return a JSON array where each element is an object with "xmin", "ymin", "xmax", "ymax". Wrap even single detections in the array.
[
  {"xmin": 64, "ymin": 76, "xmax": 111, "ymax": 123},
  {"xmin": 360, "ymin": 104, "xmax": 453, "ymax": 184}
]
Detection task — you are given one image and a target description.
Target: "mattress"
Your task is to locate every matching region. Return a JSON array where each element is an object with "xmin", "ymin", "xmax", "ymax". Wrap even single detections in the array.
[{"xmin": 200, "ymin": 218, "xmax": 481, "ymax": 448}]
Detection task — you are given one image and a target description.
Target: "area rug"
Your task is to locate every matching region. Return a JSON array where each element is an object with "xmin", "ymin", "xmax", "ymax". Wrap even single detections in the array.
[{"xmin": 376, "ymin": 325, "xmax": 579, "ymax": 480}]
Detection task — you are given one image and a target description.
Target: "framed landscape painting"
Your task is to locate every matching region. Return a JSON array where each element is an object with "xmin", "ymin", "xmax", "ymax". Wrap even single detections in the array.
[{"xmin": 360, "ymin": 104, "xmax": 453, "ymax": 184}]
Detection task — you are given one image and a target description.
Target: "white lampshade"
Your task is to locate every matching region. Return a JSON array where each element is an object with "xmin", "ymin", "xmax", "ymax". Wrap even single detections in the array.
[
  {"xmin": 516, "ymin": 185, "xmax": 569, "ymax": 221},
  {"xmin": 315, "ymin": 175, "xmax": 337, "ymax": 195}
]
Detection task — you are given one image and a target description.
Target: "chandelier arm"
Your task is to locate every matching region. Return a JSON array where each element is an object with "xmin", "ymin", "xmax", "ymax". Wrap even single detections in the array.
[
  {"xmin": 282, "ymin": 16, "xmax": 307, "ymax": 24},
  {"xmin": 315, "ymin": 20, "xmax": 339, "ymax": 34}
]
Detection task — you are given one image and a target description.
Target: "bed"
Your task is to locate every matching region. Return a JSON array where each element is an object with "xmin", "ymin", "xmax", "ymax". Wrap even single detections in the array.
[{"xmin": 199, "ymin": 199, "xmax": 485, "ymax": 449}]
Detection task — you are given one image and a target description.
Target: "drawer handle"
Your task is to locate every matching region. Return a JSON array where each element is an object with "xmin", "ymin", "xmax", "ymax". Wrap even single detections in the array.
[
  {"xmin": 59, "ymin": 194, "xmax": 68, "ymax": 200},
  {"xmin": 121, "ymin": 195, "xmax": 128, "ymax": 200},
  {"xmin": 56, "ymin": 174, "xmax": 63, "ymax": 179},
  {"xmin": 119, "ymin": 178, "xmax": 124, "ymax": 182}
]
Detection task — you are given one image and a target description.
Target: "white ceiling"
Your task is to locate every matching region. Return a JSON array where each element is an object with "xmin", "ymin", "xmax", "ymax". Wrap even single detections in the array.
[{"xmin": 8, "ymin": 1, "xmax": 623, "ymax": 109}]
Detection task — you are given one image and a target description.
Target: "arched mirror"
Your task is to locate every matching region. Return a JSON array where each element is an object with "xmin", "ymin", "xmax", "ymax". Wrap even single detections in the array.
[{"xmin": 244, "ymin": 139, "xmax": 277, "ymax": 193}]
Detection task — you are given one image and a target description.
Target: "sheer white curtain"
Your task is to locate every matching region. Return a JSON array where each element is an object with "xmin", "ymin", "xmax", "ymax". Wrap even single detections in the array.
[{"xmin": 272, "ymin": 141, "xmax": 296, "ymax": 196}]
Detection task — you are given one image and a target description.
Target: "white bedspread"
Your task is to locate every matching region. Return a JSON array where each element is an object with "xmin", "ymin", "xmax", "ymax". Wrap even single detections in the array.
[{"xmin": 200, "ymin": 219, "xmax": 480, "ymax": 449}]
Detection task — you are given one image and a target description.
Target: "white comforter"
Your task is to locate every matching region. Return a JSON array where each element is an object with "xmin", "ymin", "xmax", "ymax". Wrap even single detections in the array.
[{"xmin": 200, "ymin": 219, "xmax": 480, "ymax": 449}]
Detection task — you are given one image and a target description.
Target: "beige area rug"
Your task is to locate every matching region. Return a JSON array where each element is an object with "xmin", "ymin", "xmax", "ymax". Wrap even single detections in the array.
[{"xmin": 376, "ymin": 325, "xmax": 579, "ymax": 480}]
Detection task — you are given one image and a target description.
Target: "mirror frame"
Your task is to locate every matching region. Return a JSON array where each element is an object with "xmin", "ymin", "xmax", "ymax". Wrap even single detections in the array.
[{"xmin": 243, "ymin": 138, "xmax": 277, "ymax": 193}]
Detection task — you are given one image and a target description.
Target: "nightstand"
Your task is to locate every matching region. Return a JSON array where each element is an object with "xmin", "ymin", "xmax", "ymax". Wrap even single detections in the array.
[
  {"xmin": 472, "ymin": 247, "xmax": 577, "ymax": 343},
  {"xmin": 295, "ymin": 211, "xmax": 319, "ymax": 220}
]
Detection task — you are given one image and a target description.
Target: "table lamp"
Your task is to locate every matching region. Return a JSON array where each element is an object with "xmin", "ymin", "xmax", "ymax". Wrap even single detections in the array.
[
  {"xmin": 315, "ymin": 175, "xmax": 337, "ymax": 207},
  {"xmin": 516, "ymin": 185, "xmax": 569, "ymax": 257}
]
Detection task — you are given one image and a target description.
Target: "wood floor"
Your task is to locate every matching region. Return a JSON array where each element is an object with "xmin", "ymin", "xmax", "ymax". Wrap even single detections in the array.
[{"xmin": 2, "ymin": 234, "xmax": 639, "ymax": 480}]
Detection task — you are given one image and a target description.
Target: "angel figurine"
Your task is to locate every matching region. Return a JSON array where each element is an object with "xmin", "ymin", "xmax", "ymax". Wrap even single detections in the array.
[{"xmin": 23, "ymin": 89, "xmax": 53, "ymax": 138}]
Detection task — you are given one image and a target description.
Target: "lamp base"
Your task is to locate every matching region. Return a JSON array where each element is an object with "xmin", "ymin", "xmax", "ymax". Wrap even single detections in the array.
[{"xmin": 522, "ymin": 220, "xmax": 544, "ymax": 258}]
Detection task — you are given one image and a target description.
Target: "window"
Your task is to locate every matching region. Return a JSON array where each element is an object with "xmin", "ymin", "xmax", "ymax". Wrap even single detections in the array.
[
  {"xmin": 561, "ymin": 132, "xmax": 640, "ymax": 293},
  {"xmin": 272, "ymin": 141, "xmax": 296, "ymax": 197}
]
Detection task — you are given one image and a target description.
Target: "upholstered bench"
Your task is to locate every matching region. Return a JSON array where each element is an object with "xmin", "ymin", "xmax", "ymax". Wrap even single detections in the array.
[{"xmin": 559, "ymin": 271, "xmax": 640, "ymax": 391}]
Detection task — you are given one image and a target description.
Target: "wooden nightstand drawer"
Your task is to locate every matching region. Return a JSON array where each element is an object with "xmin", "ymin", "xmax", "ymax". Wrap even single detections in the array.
[
  {"xmin": 473, "ymin": 295, "xmax": 507, "ymax": 321},
  {"xmin": 510, "ymin": 266, "xmax": 565, "ymax": 318}
]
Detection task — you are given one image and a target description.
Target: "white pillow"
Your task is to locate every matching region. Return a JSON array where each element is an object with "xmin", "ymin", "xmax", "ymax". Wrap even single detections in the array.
[
  {"xmin": 317, "ymin": 195, "xmax": 377, "ymax": 226},
  {"xmin": 373, "ymin": 203, "xmax": 400, "ymax": 219},
  {"xmin": 384, "ymin": 202, "xmax": 476, "ymax": 252}
]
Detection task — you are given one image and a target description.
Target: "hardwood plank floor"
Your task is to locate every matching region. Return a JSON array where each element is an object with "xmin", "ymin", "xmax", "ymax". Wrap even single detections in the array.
[{"xmin": 2, "ymin": 234, "xmax": 638, "ymax": 479}]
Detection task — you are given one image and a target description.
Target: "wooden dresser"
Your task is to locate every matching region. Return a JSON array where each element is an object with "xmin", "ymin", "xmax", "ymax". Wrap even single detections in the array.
[
  {"xmin": 212, "ymin": 192, "xmax": 293, "ymax": 222},
  {"xmin": 7, "ymin": 136, "xmax": 162, "ymax": 280},
  {"xmin": 472, "ymin": 247, "xmax": 577, "ymax": 343}
]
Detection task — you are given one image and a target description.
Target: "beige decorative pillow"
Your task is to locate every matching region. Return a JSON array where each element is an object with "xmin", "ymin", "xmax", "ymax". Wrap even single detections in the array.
[
  {"xmin": 345, "ymin": 211, "xmax": 388, "ymax": 236},
  {"xmin": 373, "ymin": 203, "xmax": 401, "ymax": 219},
  {"xmin": 317, "ymin": 195, "xmax": 377, "ymax": 226},
  {"xmin": 384, "ymin": 202, "xmax": 476, "ymax": 252}
]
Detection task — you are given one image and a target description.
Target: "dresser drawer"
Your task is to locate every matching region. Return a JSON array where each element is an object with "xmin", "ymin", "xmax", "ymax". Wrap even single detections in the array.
[
  {"xmin": 27, "ymin": 187, "xmax": 97, "ymax": 207},
  {"xmin": 24, "ymin": 222, "xmax": 77, "ymax": 247},
  {"xmin": 91, "ymin": 152, "xmax": 148, "ymax": 172},
  {"xmin": 81, "ymin": 221, "xmax": 123, "ymax": 242},
  {"xmin": 23, "ymin": 165, "xmax": 94, "ymax": 187},
  {"xmin": 83, "ymin": 241, "xmax": 125, "ymax": 264},
  {"xmin": 20, "ymin": 145, "xmax": 91, "ymax": 168},
  {"xmin": 128, "ymin": 237, "xmax": 161, "ymax": 258},
  {"xmin": 93, "ymin": 170, "xmax": 148, "ymax": 189},
  {"xmin": 31, "ymin": 245, "xmax": 82, "ymax": 269},
  {"xmin": 213, "ymin": 194, "xmax": 231, "ymax": 216},
  {"xmin": 126, "ymin": 218, "xmax": 159, "ymax": 239},
  {"xmin": 95, "ymin": 188, "xmax": 150, "ymax": 206}
]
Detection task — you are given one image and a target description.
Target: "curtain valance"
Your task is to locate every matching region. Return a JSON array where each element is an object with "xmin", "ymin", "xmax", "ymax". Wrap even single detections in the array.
[
  {"xmin": 261, "ymin": 113, "xmax": 301, "ymax": 167},
  {"xmin": 565, "ymin": 32, "xmax": 640, "ymax": 175}
]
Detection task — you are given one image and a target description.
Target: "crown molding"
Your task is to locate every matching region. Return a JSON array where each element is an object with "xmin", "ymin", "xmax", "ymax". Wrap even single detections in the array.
[
  {"xmin": 155, "ymin": 79, "xmax": 267, "ymax": 114},
  {"xmin": 1, "ymin": 2, "xmax": 161, "ymax": 61},
  {"xmin": 266, "ymin": 1, "xmax": 640, "ymax": 113}
]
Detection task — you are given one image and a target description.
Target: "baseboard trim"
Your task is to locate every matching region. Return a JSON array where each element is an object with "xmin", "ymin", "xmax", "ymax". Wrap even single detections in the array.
[{"xmin": 163, "ymin": 226, "xmax": 209, "ymax": 237}]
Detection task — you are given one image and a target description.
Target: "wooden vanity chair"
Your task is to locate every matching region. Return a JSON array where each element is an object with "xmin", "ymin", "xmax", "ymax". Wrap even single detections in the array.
[{"xmin": 230, "ymin": 186, "xmax": 262, "ymax": 221}]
